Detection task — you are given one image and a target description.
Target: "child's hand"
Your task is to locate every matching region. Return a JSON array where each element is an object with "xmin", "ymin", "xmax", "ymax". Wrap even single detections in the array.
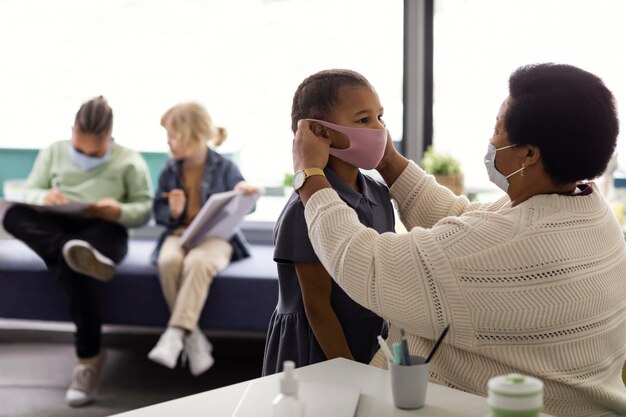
[
  {"xmin": 167, "ymin": 189, "xmax": 186, "ymax": 219},
  {"xmin": 293, "ymin": 119, "xmax": 331, "ymax": 172},
  {"xmin": 234, "ymin": 181, "xmax": 259, "ymax": 196}
]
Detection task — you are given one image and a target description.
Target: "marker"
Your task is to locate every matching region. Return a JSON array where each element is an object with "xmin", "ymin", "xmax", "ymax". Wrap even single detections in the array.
[
  {"xmin": 399, "ymin": 329, "xmax": 411, "ymax": 366},
  {"xmin": 392, "ymin": 342, "xmax": 404, "ymax": 366},
  {"xmin": 54, "ymin": 179, "xmax": 62, "ymax": 191},
  {"xmin": 377, "ymin": 335, "xmax": 395, "ymax": 364},
  {"xmin": 160, "ymin": 192, "xmax": 171, "ymax": 198}
]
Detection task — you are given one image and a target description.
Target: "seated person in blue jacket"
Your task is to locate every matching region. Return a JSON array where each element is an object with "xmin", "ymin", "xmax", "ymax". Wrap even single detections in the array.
[
  {"xmin": 149, "ymin": 102, "xmax": 258, "ymax": 376},
  {"xmin": 262, "ymin": 69, "xmax": 394, "ymax": 375},
  {"xmin": 2, "ymin": 96, "xmax": 153, "ymax": 407}
]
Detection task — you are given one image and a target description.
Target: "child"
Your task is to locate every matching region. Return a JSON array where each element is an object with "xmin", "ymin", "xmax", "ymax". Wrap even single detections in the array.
[
  {"xmin": 262, "ymin": 69, "xmax": 395, "ymax": 375},
  {"xmin": 149, "ymin": 102, "xmax": 258, "ymax": 376}
]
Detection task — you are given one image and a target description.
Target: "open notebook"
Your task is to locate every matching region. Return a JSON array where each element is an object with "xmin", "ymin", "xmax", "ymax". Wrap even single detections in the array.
[
  {"xmin": 179, "ymin": 190, "xmax": 259, "ymax": 249},
  {"xmin": 231, "ymin": 380, "xmax": 360, "ymax": 417}
]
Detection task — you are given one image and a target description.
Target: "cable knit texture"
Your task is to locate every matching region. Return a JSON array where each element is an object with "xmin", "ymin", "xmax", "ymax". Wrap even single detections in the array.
[{"xmin": 304, "ymin": 162, "xmax": 626, "ymax": 417}]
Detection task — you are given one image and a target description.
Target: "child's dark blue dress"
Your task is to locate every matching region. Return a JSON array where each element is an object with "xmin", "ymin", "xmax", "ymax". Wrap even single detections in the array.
[{"xmin": 262, "ymin": 167, "xmax": 395, "ymax": 375}]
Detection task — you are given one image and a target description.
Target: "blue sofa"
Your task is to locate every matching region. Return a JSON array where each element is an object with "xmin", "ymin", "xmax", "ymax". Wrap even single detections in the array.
[{"xmin": 0, "ymin": 237, "xmax": 278, "ymax": 335}]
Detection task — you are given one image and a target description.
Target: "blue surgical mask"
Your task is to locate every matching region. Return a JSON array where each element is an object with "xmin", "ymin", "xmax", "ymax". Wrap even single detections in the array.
[
  {"xmin": 68, "ymin": 141, "xmax": 112, "ymax": 171},
  {"xmin": 484, "ymin": 143, "xmax": 523, "ymax": 193}
]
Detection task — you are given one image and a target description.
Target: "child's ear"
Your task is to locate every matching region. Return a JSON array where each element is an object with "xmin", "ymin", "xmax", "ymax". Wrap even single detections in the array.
[{"xmin": 311, "ymin": 122, "xmax": 330, "ymax": 139}]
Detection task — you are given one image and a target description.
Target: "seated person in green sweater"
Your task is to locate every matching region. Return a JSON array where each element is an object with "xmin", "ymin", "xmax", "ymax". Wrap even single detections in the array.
[{"xmin": 2, "ymin": 96, "xmax": 152, "ymax": 407}]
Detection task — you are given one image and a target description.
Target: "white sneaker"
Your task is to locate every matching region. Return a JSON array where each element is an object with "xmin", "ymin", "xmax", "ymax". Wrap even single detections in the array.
[
  {"xmin": 183, "ymin": 330, "xmax": 214, "ymax": 376},
  {"xmin": 148, "ymin": 329, "xmax": 184, "ymax": 369},
  {"xmin": 62, "ymin": 239, "xmax": 116, "ymax": 281},
  {"xmin": 65, "ymin": 352, "xmax": 105, "ymax": 407}
]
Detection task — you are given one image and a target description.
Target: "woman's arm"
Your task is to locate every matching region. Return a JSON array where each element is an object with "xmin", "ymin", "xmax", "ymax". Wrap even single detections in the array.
[
  {"xmin": 295, "ymin": 261, "xmax": 354, "ymax": 360},
  {"xmin": 292, "ymin": 120, "xmax": 473, "ymax": 229}
]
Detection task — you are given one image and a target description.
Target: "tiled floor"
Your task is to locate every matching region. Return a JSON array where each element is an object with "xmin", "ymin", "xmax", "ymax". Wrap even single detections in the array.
[{"xmin": 0, "ymin": 323, "xmax": 266, "ymax": 417}]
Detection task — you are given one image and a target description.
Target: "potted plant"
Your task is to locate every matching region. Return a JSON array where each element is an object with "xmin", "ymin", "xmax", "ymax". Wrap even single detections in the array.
[
  {"xmin": 421, "ymin": 146, "xmax": 464, "ymax": 195},
  {"xmin": 283, "ymin": 172, "xmax": 294, "ymax": 196}
]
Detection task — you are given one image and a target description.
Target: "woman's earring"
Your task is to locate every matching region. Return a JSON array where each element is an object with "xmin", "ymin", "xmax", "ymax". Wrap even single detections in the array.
[{"xmin": 520, "ymin": 164, "xmax": 525, "ymax": 179}]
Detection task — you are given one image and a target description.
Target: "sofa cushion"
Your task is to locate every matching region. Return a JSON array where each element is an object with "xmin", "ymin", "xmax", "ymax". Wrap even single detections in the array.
[{"xmin": 0, "ymin": 239, "xmax": 278, "ymax": 334}]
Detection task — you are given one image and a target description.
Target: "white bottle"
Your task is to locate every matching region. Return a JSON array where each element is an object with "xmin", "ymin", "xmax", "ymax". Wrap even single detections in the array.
[
  {"xmin": 273, "ymin": 361, "xmax": 305, "ymax": 417},
  {"xmin": 488, "ymin": 373, "xmax": 543, "ymax": 417}
]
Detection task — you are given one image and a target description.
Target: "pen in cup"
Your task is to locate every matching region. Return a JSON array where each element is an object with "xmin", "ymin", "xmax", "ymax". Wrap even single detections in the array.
[
  {"xmin": 377, "ymin": 335, "xmax": 395, "ymax": 364},
  {"xmin": 392, "ymin": 343, "xmax": 404, "ymax": 365},
  {"xmin": 425, "ymin": 325, "xmax": 450, "ymax": 363},
  {"xmin": 399, "ymin": 329, "xmax": 411, "ymax": 366}
]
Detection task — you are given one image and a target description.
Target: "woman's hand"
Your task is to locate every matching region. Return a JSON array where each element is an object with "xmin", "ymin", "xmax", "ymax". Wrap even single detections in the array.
[
  {"xmin": 43, "ymin": 188, "xmax": 68, "ymax": 205},
  {"xmin": 292, "ymin": 119, "xmax": 331, "ymax": 172},
  {"xmin": 167, "ymin": 189, "xmax": 186, "ymax": 220},
  {"xmin": 376, "ymin": 130, "xmax": 409, "ymax": 187},
  {"xmin": 83, "ymin": 198, "xmax": 121, "ymax": 221},
  {"xmin": 234, "ymin": 181, "xmax": 259, "ymax": 196}
]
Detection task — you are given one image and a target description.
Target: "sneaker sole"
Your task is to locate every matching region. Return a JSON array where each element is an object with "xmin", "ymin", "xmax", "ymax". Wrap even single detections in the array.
[
  {"xmin": 63, "ymin": 241, "xmax": 116, "ymax": 281},
  {"xmin": 66, "ymin": 390, "xmax": 93, "ymax": 407},
  {"xmin": 148, "ymin": 349, "xmax": 178, "ymax": 369},
  {"xmin": 190, "ymin": 354, "xmax": 215, "ymax": 377}
]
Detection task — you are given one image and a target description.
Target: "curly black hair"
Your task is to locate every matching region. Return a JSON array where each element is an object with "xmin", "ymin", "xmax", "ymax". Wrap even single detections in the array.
[
  {"xmin": 291, "ymin": 69, "xmax": 371, "ymax": 133},
  {"xmin": 505, "ymin": 63, "xmax": 619, "ymax": 185}
]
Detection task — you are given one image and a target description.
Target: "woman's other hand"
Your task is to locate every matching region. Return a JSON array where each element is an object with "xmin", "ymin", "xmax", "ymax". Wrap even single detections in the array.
[
  {"xmin": 375, "ymin": 130, "xmax": 409, "ymax": 187},
  {"xmin": 83, "ymin": 198, "xmax": 121, "ymax": 221},
  {"xmin": 234, "ymin": 181, "xmax": 259, "ymax": 196},
  {"xmin": 292, "ymin": 119, "xmax": 331, "ymax": 172},
  {"xmin": 167, "ymin": 189, "xmax": 186, "ymax": 220}
]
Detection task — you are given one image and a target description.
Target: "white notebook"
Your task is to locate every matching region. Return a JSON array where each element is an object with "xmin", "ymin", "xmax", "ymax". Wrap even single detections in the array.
[
  {"xmin": 178, "ymin": 190, "xmax": 259, "ymax": 249},
  {"xmin": 231, "ymin": 381, "xmax": 360, "ymax": 417}
]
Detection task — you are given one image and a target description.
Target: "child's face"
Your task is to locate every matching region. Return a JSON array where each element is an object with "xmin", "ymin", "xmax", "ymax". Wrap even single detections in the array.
[
  {"xmin": 166, "ymin": 128, "xmax": 187, "ymax": 160},
  {"xmin": 324, "ymin": 85, "xmax": 385, "ymax": 149}
]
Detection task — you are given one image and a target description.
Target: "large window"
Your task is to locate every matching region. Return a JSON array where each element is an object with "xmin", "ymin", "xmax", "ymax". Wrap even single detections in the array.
[
  {"xmin": 0, "ymin": 0, "xmax": 403, "ymax": 195},
  {"xmin": 433, "ymin": 0, "xmax": 626, "ymax": 196}
]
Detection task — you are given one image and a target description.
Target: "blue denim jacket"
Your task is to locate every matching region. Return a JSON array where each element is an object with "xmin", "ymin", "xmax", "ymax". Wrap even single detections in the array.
[{"xmin": 150, "ymin": 148, "xmax": 253, "ymax": 264}]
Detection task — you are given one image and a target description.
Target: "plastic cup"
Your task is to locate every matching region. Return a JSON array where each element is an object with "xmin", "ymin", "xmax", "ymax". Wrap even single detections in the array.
[{"xmin": 389, "ymin": 355, "xmax": 430, "ymax": 409}]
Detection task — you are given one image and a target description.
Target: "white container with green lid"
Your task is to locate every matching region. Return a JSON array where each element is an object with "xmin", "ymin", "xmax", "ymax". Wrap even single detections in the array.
[{"xmin": 487, "ymin": 373, "xmax": 543, "ymax": 417}]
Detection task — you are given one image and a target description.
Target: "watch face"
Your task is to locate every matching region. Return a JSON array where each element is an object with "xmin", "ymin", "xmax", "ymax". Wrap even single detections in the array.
[{"xmin": 293, "ymin": 170, "xmax": 305, "ymax": 190}]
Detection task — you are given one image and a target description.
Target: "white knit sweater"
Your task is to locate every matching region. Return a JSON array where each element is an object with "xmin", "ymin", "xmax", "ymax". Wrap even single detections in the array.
[{"xmin": 304, "ymin": 162, "xmax": 626, "ymax": 417}]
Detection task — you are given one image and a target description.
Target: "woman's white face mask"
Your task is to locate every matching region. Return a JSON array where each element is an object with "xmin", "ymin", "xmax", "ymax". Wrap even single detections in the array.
[{"xmin": 484, "ymin": 143, "xmax": 523, "ymax": 193}]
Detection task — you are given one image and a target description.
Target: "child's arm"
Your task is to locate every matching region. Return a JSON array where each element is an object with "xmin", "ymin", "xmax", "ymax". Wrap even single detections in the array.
[{"xmin": 295, "ymin": 261, "xmax": 354, "ymax": 360}]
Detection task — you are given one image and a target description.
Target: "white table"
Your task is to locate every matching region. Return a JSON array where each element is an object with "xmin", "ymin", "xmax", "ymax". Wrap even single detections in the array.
[{"xmin": 111, "ymin": 358, "xmax": 505, "ymax": 417}]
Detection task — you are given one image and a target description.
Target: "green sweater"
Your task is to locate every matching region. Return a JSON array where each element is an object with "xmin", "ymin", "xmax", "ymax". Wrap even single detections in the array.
[{"xmin": 23, "ymin": 140, "xmax": 153, "ymax": 228}]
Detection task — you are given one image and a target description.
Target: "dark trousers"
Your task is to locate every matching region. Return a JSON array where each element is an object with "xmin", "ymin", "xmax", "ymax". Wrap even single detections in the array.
[{"xmin": 2, "ymin": 205, "xmax": 128, "ymax": 358}]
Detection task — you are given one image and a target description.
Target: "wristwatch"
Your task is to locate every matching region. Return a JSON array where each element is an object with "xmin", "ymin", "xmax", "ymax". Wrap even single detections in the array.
[{"xmin": 292, "ymin": 168, "xmax": 325, "ymax": 192}]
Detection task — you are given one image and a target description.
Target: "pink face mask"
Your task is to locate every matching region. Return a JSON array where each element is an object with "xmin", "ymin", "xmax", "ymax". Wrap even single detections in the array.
[{"xmin": 306, "ymin": 119, "xmax": 387, "ymax": 170}]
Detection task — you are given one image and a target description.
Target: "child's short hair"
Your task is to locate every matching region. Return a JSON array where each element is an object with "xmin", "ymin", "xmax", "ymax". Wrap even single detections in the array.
[
  {"xmin": 291, "ymin": 69, "xmax": 371, "ymax": 133},
  {"xmin": 75, "ymin": 96, "xmax": 113, "ymax": 136},
  {"xmin": 161, "ymin": 102, "xmax": 227, "ymax": 147}
]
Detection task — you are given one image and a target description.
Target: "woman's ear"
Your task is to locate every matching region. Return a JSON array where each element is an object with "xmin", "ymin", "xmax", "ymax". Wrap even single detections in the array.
[{"xmin": 522, "ymin": 144, "xmax": 541, "ymax": 168}]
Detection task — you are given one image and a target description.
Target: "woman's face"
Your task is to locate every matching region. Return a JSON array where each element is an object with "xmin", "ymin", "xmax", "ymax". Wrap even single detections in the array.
[
  {"xmin": 490, "ymin": 97, "xmax": 523, "ymax": 176},
  {"xmin": 71, "ymin": 126, "xmax": 111, "ymax": 157},
  {"xmin": 324, "ymin": 85, "xmax": 385, "ymax": 149}
]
